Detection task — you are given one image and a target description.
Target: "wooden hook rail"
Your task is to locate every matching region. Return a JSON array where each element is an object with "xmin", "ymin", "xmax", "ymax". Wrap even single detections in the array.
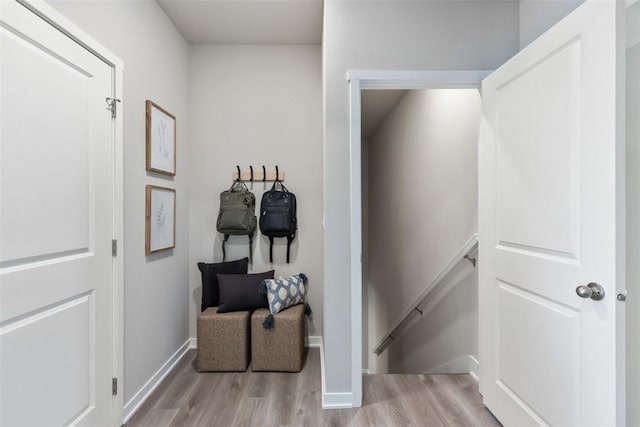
[{"xmin": 232, "ymin": 167, "xmax": 285, "ymax": 182}]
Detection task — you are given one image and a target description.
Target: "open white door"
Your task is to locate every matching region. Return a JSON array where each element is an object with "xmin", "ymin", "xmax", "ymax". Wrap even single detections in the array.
[
  {"xmin": 479, "ymin": 1, "xmax": 625, "ymax": 426},
  {"xmin": 0, "ymin": 1, "xmax": 117, "ymax": 425}
]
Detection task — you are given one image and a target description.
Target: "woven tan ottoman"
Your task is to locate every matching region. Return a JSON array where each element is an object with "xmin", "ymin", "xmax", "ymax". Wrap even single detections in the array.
[
  {"xmin": 251, "ymin": 304, "xmax": 306, "ymax": 372},
  {"xmin": 197, "ymin": 308, "xmax": 250, "ymax": 372}
]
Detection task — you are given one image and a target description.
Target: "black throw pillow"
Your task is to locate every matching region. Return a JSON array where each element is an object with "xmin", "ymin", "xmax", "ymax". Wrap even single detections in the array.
[
  {"xmin": 217, "ymin": 270, "xmax": 275, "ymax": 313},
  {"xmin": 197, "ymin": 258, "xmax": 249, "ymax": 311}
]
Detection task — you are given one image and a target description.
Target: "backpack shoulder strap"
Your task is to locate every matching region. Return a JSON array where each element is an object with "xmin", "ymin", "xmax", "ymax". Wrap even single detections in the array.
[
  {"xmin": 222, "ymin": 234, "xmax": 229, "ymax": 261},
  {"xmin": 286, "ymin": 234, "xmax": 295, "ymax": 264},
  {"xmin": 269, "ymin": 236, "xmax": 274, "ymax": 263}
]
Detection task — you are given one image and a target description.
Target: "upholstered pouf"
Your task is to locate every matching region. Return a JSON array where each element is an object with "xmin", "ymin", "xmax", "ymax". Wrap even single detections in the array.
[
  {"xmin": 251, "ymin": 303, "xmax": 306, "ymax": 372},
  {"xmin": 197, "ymin": 308, "xmax": 250, "ymax": 372}
]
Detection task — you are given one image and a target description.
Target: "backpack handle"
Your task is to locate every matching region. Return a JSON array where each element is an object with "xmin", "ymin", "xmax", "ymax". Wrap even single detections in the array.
[
  {"xmin": 229, "ymin": 165, "xmax": 249, "ymax": 191},
  {"xmin": 230, "ymin": 179, "xmax": 249, "ymax": 192},
  {"xmin": 269, "ymin": 165, "xmax": 287, "ymax": 193},
  {"xmin": 269, "ymin": 180, "xmax": 289, "ymax": 193}
]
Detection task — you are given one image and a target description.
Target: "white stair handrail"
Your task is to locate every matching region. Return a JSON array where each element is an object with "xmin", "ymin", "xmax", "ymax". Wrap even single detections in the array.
[{"xmin": 372, "ymin": 233, "xmax": 479, "ymax": 355}]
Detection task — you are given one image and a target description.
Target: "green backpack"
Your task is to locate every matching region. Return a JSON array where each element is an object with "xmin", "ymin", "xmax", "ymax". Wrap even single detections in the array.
[{"xmin": 216, "ymin": 180, "xmax": 256, "ymax": 262}]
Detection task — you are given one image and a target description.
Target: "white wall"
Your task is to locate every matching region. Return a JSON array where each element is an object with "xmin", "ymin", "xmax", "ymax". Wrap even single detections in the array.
[
  {"xmin": 519, "ymin": 0, "xmax": 584, "ymax": 49},
  {"xmin": 626, "ymin": 2, "xmax": 640, "ymax": 425},
  {"xmin": 47, "ymin": 0, "xmax": 191, "ymax": 405},
  {"xmin": 323, "ymin": 0, "xmax": 519, "ymax": 396},
  {"xmin": 364, "ymin": 89, "xmax": 481, "ymax": 374},
  {"xmin": 188, "ymin": 45, "xmax": 324, "ymax": 337}
]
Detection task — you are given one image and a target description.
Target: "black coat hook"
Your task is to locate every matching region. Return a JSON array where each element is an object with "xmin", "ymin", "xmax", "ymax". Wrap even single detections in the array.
[
  {"xmin": 262, "ymin": 165, "xmax": 266, "ymax": 182},
  {"xmin": 249, "ymin": 165, "xmax": 254, "ymax": 182},
  {"xmin": 236, "ymin": 165, "xmax": 241, "ymax": 181},
  {"xmin": 276, "ymin": 165, "xmax": 279, "ymax": 182}
]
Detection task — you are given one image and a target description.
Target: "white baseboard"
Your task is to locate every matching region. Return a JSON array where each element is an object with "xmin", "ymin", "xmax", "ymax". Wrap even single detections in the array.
[
  {"xmin": 306, "ymin": 335, "xmax": 322, "ymax": 348},
  {"xmin": 318, "ymin": 336, "xmax": 355, "ymax": 409},
  {"xmin": 426, "ymin": 354, "xmax": 479, "ymax": 379},
  {"xmin": 189, "ymin": 336, "xmax": 321, "ymax": 349},
  {"xmin": 123, "ymin": 339, "xmax": 192, "ymax": 423},
  {"xmin": 468, "ymin": 355, "xmax": 479, "ymax": 381},
  {"xmin": 323, "ymin": 392, "xmax": 355, "ymax": 409}
]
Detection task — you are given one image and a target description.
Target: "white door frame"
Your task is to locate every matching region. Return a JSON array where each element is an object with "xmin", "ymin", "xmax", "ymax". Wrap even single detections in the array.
[
  {"xmin": 347, "ymin": 70, "xmax": 490, "ymax": 407},
  {"xmin": 17, "ymin": 1, "xmax": 125, "ymax": 423}
]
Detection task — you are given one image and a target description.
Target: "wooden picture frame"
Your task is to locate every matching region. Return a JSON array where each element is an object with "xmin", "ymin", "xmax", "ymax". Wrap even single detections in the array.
[
  {"xmin": 146, "ymin": 100, "xmax": 176, "ymax": 175},
  {"xmin": 145, "ymin": 185, "xmax": 176, "ymax": 254}
]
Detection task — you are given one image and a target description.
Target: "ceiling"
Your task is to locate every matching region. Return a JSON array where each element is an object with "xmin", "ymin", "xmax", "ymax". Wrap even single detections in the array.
[
  {"xmin": 361, "ymin": 90, "xmax": 407, "ymax": 140},
  {"xmin": 156, "ymin": 1, "xmax": 405, "ymax": 137},
  {"xmin": 157, "ymin": 0, "xmax": 517, "ymax": 45},
  {"xmin": 157, "ymin": 0, "xmax": 323, "ymax": 45}
]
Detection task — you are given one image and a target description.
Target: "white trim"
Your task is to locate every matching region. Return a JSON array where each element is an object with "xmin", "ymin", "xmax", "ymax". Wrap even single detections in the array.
[
  {"xmin": 427, "ymin": 354, "xmax": 480, "ymax": 380},
  {"xmin": 123, "ymin": 339, "xmax": 192, "ymax": 423},
  {"xmin": 362, "ymin": 369, "xmax": 370, "ymax": 375},
  {"xmin": 629, "ymin": 0, "xmax": 640, "ymax": 48},
  {"xmin": 112, "ymin": 64, "xmax": 125, "ymax": 427},
  {"xmin": 469, "ymin": 355, "xmax": 480, "ymax": 381},
  {"xmin": 306, "ymin": 335, "xmax": 322, "ymax": 348},
  {"xmin": 17, "ymin": 0, "xmax": 124, "ymax": 69},
  {"xmin": 347, "ymin": 70, "xmax": 489, "ymax": 411},
  {"xmin": 347, "ymin": 70, "xmax": 492, "ymax": 89},
  {"xmin": 323, "ymin": 392, "xmax": 355, "ymax": 409},
  {"xmin": 349, "ymin": 78, "xmax": 363, "ymax": 408},
  {"xmin": 318, "ymin": 336, "xmax": 354, "ymax": 409},
  {"xmin": 319, "ymin": 336, "xmax": 326, "ymax": 407},
  {"xmin": 187, "ymin": 335, "xmax": 322, "ymax": 349}
]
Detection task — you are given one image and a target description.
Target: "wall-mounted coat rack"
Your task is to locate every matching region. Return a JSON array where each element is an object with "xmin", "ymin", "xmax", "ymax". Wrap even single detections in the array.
[{"xmin": 232, "ymin": 165, "xmax": 285, "ymax": 182}]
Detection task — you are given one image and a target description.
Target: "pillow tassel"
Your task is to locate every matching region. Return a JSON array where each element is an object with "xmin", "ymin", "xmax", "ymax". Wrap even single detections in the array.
[
  {"xmin": 299, "ymin": 273, "xmax": 308, "ymax": 284},
  {"xmin": 263, "ymin": 313, "xmax": 274, "ymax": 329},
  {"xmin": 305, "ymin": 303, "xmax": 313, "ymax": 316},
  {"xmin": 258, "ymin": 279, "xmax": 268, "ymax": 294}
]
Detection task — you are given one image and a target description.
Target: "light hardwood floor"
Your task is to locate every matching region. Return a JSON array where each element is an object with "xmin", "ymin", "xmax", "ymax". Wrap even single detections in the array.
[{"xmin": 126, "ymin": 348, "xmax": 501, "ymax": 426}]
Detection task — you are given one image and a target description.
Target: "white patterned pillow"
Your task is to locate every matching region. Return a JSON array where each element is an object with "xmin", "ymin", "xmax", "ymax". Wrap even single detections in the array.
[{"xmin": 259, "ymin": 273, "xmax": 308, "ymax": 316}]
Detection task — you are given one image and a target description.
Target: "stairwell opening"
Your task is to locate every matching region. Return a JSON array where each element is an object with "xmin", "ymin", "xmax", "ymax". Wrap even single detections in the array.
[{"xmin": 360, "ymin": 88, "xmax": 482, "ymax": 376}]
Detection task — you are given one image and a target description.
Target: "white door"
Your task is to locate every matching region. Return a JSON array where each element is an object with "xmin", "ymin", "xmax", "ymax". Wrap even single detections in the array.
[
  {"xmin": 0, "ymin": 1, "xmax": 115, "ymax": 425},
  {"xmin": 478, "ymin": 1, "xmax": 625, "ymax": 426}
]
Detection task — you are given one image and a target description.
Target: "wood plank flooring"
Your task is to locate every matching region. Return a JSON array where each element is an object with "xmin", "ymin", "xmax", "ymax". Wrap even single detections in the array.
[{"xmin": 126, "ymin": 349, "xmax": 501, "ymax": 426}]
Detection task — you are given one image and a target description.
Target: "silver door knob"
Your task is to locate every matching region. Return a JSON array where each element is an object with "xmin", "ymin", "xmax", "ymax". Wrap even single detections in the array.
[{"xmin": 575, "ymin": 282, "xmax": 605, "ymax": 301}]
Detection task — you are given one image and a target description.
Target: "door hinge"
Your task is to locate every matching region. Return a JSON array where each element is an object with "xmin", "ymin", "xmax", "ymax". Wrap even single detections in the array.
[
  {"xmin": 112, "ymin": 239, "xmax": 117, "ymax": 257},
  {"xmin": 112, "ymin": 378, "xmax": 118, "ymax": 395},
  {"xmin": 106, "ymin": 97, "xmax": 121, "ymax": 119}
]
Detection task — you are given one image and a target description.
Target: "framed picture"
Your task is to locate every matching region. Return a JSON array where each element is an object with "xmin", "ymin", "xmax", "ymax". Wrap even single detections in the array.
[
  {"xmin": 145, "ymin": 185, "xmax": 176, "ymax": 254},
  {"xmin": 146, "ymin": 100, "xmax": 176, "ymax": 175}
]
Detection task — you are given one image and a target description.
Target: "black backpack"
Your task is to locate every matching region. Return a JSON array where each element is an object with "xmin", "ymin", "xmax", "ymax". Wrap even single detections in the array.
[
  {"xmin": 216, "ymin": 180, "xmax": 256, "ymax": 262},
  {"xmin": 259, "ymin": 181, "xmax": 297, "ymax": 263}
]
